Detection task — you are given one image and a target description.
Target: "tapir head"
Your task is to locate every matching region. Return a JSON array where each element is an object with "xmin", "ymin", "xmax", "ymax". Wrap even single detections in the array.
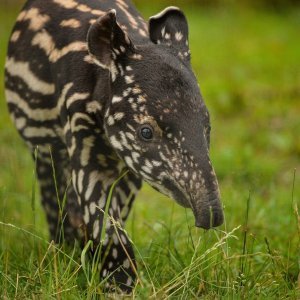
[{"xmin": 87, "ymin": 7, "xmax": 223, "ymax": 229}]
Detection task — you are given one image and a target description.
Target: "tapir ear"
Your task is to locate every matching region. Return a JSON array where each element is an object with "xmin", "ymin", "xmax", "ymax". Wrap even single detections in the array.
[
  {"xmin": 87, "ymin": 9, "xmax": 134, "ymax": 69},
  {"xmin": 149, "ymin": 7, "xmax": 190, "ymax": 61}
]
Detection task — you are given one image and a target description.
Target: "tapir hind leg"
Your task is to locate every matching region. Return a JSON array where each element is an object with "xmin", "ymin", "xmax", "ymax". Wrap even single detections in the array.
[{"xmin": 34, "ymin": 145, "xmax": 82, "ymax": 244}]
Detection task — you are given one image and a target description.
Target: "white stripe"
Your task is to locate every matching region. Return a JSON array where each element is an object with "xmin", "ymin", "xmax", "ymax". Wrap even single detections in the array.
[
  {"xmin": 5, "ymin": 57, "xmax": 55, "ymax": 95},
  {"xmin": 66, "ymin": 92, "xmax": 90, "ymax": 108},
  {"xmin": 5, "ymin": 83, "xmax": 72, "ymax": 121},
  {"xmin": 80, "ymin": 136, "xmax": 95, "ymax": 166},
  {"xmin": 23, "ymin": 126, "xmax": 56, "ymax": 138},
  {"xmin": 32, "ymin": 30, "xmax": 87, "ymax": 63},
  {"xmin": 70, "ymin": 113, "xmax": 95, "ymax": 132}
]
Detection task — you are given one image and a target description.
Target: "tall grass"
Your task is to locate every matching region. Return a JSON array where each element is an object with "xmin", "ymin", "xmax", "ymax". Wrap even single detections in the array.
[{"xmin": 1, "ymin": 178, "xmax": 299, "ymax": 298}]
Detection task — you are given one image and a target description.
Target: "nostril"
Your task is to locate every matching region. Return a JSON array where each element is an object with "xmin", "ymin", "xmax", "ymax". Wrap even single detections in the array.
[{"xmin": 194, "ymin": 205, "xmax": 224, "ymax": 229}]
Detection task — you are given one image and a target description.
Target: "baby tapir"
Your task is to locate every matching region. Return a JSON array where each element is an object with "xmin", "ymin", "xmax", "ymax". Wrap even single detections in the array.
[{"xmin": 5, "ymin": 0, "xmax": 223, "ymax": 292}]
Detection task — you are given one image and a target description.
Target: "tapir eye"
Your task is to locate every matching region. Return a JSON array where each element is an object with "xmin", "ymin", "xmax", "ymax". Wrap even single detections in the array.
[{"xmin": 139, "ymin": 125, "xmax": 154, "ymax": 141}]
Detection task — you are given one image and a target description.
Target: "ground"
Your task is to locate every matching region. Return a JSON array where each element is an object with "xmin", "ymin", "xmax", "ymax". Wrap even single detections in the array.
[{"xmin": 0, "ymin": 1, "xmax": 299, "ymax": 298}]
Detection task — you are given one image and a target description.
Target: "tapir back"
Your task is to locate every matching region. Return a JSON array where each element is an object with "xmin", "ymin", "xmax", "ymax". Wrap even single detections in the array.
[{"xmin": 5, "ymin": 0, "xmax": 148, "ymax": 139}]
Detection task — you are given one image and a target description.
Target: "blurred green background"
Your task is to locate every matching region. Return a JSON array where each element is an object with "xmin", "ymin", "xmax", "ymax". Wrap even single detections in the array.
[{"xmin": 0, "ymin": 0, "xmax": 299, "ymax": 298}]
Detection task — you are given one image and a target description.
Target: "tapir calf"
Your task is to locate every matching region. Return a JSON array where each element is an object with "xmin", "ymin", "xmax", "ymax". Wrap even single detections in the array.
[{"xmin": 5, "ymin": 0, "xmax": 223, "ymax": 292}]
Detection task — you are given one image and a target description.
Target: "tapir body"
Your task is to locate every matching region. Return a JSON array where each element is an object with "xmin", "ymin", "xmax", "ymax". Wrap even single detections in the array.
[{"xmin": 5, "ymin": 0, "xmax": 223, "ymax": 291}]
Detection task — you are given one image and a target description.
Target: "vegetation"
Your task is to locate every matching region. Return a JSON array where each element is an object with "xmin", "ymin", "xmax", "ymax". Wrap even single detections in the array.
[{"xmin": 0, "ymin": 2, "xmax": 299, "ymax": 298}]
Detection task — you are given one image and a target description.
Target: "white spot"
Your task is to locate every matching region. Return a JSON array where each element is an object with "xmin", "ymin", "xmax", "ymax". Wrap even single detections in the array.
[
  {"xmin": 17, "ymin": 7, "xmax": 50, "ymax": 30},
  {"xmin": 159, "ymin": 151, "xmax": 173, "ymax": 168},
  {"xmin": 60, "ymin": 18, "xmax": 81, "ymax": 28},
  {"xmin": 111, "ymin": 196, "xmax": 117, "ymax": 211},
  {"xmin": 112, "ymin": 95, "xmax": 122, "ymax": 104},
  {"xmin": 131, "ymin": 53, "xmax": 142, "ymax": 60},
  {"xmin": 10, "ymin": 30, "xmax": 21, "ymax": 42},
  {"xmin": 72, "ymin": 170, "xmax": 77, "ymax": 192},
  {"xmin": 86, "ymin": 100, "xmax": 102, "ymax": 113},
  {"xmin": 110, "ymin": 62, "xmax": 118, "ymax": 82},
  {"xmin": 124, "ymin": 156, "xmax": 136, "ymax": 171},
  {"xmin": 126, "ymin": 132, "xmax": 135, "ymax": 141},
  {"xmin": 123, "ymin": 258, "xmax": 130, "ymax": 269},
  {"xmin": 119, "ymin": 131, "xmax": 132, "ymax": 150},
  {"xmin": 140, "ymin": 171, "xmax": 153, "ymax": 181},
  {"xmin": 121, "ymin": 234, "xmax": 127, "ymax": 245},
  {"xmin": 126, "ymin": 277, "xmax": 133, "ymax": 286},
  {"xmin": 174, "ymin": 171, "xmax": 180, "ymax": 179},
  {"xmin": 175, "ymin": 31, "xmax": 183, "ymax": 41},
  {"xmin": 122, "ymin": 88, "xmax": 132, "ymax": 97},
  {"xmin": 126, "ymin": 124, "xmax": 135, "ymax": 132},
  {"xmin": 137, "ymin": 95, "xmax": 146, "ymax": 103},
  {"xmin": 132, "ymin": 152, "xmax": 140, "ymax": 163},
  {"xmin": 102, "ymin": 268, "xmax": 108, "ymax": 276},
  {"xmin": 132, "ymin": 87, "xmax": 142, "ymax": 94},
  {"xmin": 113, "ymin": 48, "xmax": 120, "ymax": 55},
  {"xmin": 165, "ymin": 33, "xmax": 171, "ymax": 40},
  {"xmin": 144, "ymin": 159, "xmax": 152, "ymax": 168},
  {"xmin": 107, "ymin": 116, "xmax": 115, "ymax": 126},
  {"xmin": 120, "ymin": 46, "xmax": 126, "ymax": 53},
  {"xmin": 125, "ymin": 75, "xmax": 134, "ymax": 84},
  {"xmin": 90, "ymin": 202, "xmax": 96, "ymax": 215},
  {"xmin": 83, "ymin": 206, "xmax": 90, "ymax": 224},
  {"xmin": 93, "ymin": 219, "xmax": 100, "ymax": 239},
  {"xmin": 142, "ymin": 165, "xmax": 152, "ymax": 174},
  {"xmin": 98, "ymin": 193, "xmax": 107, "ymax": 210},
  {"xmin": 114, "ymin": 112, "xmax": 125, "ymax": 121},
  {"xmin": 77, "ymin": 169, "xmax": 84, "ymax": 194},
  {"xmin": 110, "ymin": 136, "xmax": 123, "ymax": 151},
  {"xmin": 84, "ymin": 171, "xmax": 103, "ymax": 200},
  {"xmin": 112, "ymin": 248, "xmax": 118, "ymax": 259},
  {"xmin": 111, "ymin": 234, "xmax": 118, "ymax": 245},
  {"xmin": 152, "ymin": 160, "xmax": 162, "ymax": 167},
  {"xmin": 131, "ymin": 103, "xmax": 137, "ymax": 110},
  {"xmin": 122, "ymin": 205, "xmax": 129, "ymax": 218}
]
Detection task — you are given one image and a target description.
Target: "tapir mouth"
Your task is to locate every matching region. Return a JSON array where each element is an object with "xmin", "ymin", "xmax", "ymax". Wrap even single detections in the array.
[
  {"xmin": 162, "ymin": 177, "xmax": 224, "ymax": 229},
  {"xmin": 191, "ymin": 196, "xmax": 224, "ymax": 229}
]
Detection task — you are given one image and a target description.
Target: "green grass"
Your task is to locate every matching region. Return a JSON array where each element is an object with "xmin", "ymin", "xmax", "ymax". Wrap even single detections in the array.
[{"xmin": 1, "ymin": 2, "xmax": 300, "ymax": 299}]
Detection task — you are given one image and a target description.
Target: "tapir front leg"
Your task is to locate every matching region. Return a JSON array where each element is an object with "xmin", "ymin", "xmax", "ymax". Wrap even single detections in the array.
[
  {"xmin": 72, "ymin": 166, "xmax": 140, "ymax": 291},
  {"xmin": 68, "ymin": 128, "xmax": 141, "ymax": 292}
]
